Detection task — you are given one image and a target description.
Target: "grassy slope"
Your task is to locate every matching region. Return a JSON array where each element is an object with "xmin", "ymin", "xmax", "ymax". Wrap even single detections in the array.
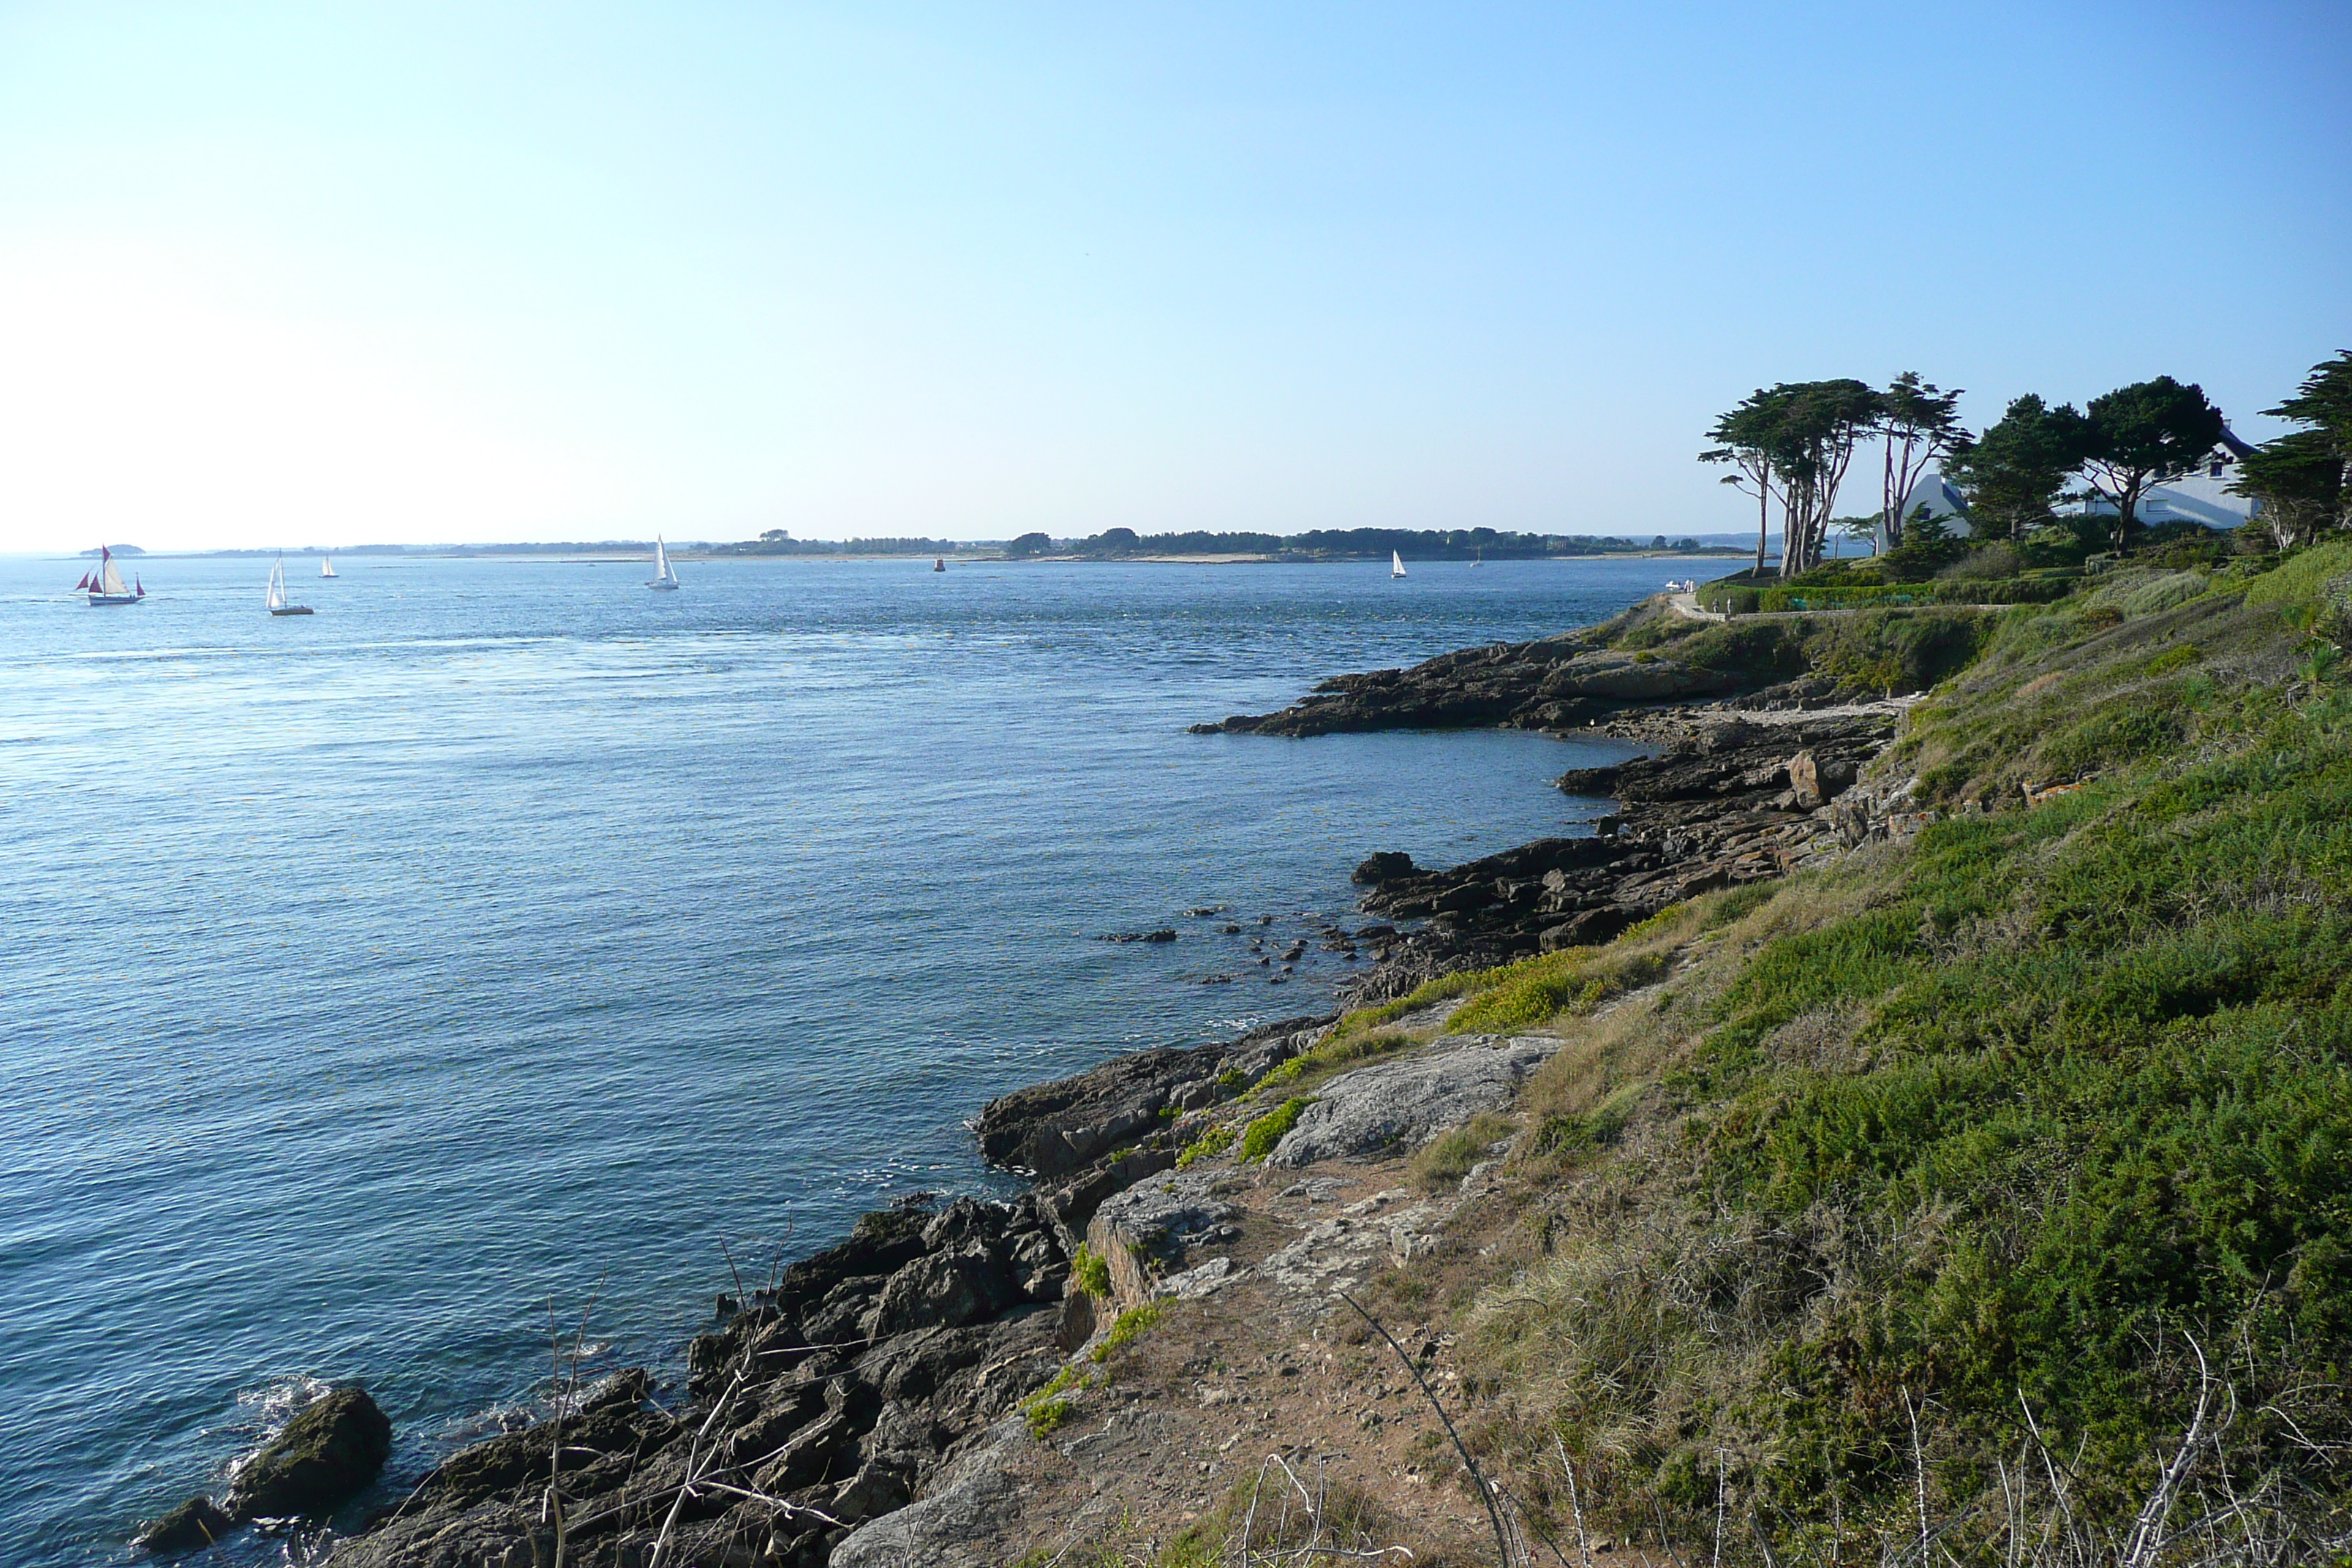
[
  {"xmin": 1365, "ymin": 546, "xmax": 2352, "ymax": 1560},
  {"xmin": 1604, "ymin": 598, "xmax": 1999, "ymax": 697}
]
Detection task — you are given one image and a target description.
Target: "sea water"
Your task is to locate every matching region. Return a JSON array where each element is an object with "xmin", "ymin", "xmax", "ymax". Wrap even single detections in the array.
[{"xmin": 0, "ymin": 551, "xmax": 1684, "ymax": 1563}]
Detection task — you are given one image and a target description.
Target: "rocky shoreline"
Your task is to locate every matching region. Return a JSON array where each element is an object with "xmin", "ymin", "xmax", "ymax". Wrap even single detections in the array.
[{"xmin": 140, "ymin": 598, "xmax": 1929, "ymax": 1567}]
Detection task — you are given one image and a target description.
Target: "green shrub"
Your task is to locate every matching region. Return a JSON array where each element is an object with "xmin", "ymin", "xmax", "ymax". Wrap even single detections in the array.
[
  {"xmin": 1450, "ymin": 571, "xmax": 2352, "ymax": 1554},
  {"xmin": 1020, "ymin": 1363, "xmax": 1089, "ymax": 1438},
  {"xmin": 1069, "ymin": 1243, "xmax": 1112, "ymax": 1299},
  {"xmin": 1939, "ymin": 542, "xmax": 2022, "ymax": 580},
  {"xmin": 1238, "ymin": 1097, "xmax": 1313, "ymax": 1161},
  {"xmin": 1256, "ymin": 1054, "xmax": 1308, "ymax": 1090},
  {"xmin": 1175, "ymin": 1126, "xmax": 1234, "ymax": 1169},
  {"xmin": 1088, "ymin": 1300, "xmax": 1167, "ymax": 1362},
  {"xmin": 1447, "ymin": 948, "xmax": 1667, "ymax": 1035},
  {"xmin": 1664, "ymin": 619, "xmax": 1812, "ymax": 679},
  {"xmin": 1700, "ymin": 883, "xmax": 1776, "ymax": 930}
]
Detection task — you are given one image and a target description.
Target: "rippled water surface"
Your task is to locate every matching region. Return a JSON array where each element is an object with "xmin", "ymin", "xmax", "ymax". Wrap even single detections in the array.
[{"xmin": 0, "ymin": 550, "xmax": 1685, "ymax": 1562}]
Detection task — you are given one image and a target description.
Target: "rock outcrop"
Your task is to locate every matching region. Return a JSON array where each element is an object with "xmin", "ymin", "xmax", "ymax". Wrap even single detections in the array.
[
  {"xmin": 1265, "ymin": 1035, "xmax": 1558, "ymax": 1166},
  {"xmin": 1191, "ymin": 636, "xmax": 1745, "ymax": 737},
  {"xmin": 227, "ymin": 1387, "xmax": 393, "ymax": 1520},
  {"xmin": 971, "ymin": 1015, "xmax": 1329, "ymax": 1183},
  {"xmin": 1338, "ymin": 711, "xmax": 1900, "ymax": 1003},
  {"xmin": 139, "ymin": 1387, "xmax": 393, "ymax": 1557}
]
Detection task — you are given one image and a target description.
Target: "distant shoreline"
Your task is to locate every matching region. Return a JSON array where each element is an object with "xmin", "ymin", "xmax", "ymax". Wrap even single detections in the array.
[{"xmin": 34, "ymin": 546, "xmax": 1759, "ymax": 564}]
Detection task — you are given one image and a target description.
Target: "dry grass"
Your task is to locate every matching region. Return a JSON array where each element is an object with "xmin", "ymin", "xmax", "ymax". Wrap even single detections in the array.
[{"xmin": 1408, "ymin": 1112, "xmax": 1518, "ymax": 1192}]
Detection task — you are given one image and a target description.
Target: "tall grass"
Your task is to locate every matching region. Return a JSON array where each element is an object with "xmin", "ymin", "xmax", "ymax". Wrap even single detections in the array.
[{"xmin": 1373, "ymin": 546, "xmax": 2352, "ymax": 1561}]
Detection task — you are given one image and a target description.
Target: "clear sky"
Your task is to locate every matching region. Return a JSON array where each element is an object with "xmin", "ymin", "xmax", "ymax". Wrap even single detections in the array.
[{"xmin": 1, "ymin": 1, "xmax": 2345, "ymax": 552}]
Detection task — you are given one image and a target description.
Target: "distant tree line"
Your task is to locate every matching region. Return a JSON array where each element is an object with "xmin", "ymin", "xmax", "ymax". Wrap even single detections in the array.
[
  {"xmin": 1003, "ymin": 526, "xmax": 1714, "ymax": 559},
  {"xmin": 711, "ymin": 530, "xmax": 979, "ymax": 557},
  {"xmin": 1702, "ymin": 353, "xmax": 2352, "ymax": 577}
]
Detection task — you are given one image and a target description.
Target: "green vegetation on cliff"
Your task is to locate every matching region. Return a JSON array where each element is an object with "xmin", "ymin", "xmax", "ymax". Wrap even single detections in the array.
[
  {"xmin": 1356, "ymin": 546, "xmax": 2352, "ymax": 1561},
  {"xmin": 1606, "ymin": 598, "xmax": 1999, "ymax": 698}
]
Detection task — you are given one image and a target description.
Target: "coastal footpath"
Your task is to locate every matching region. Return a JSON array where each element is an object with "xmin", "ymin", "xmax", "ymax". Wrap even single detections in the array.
[{"xmin": 146, "ymin": 546, "xmax": 2352, "ymax": 1565}]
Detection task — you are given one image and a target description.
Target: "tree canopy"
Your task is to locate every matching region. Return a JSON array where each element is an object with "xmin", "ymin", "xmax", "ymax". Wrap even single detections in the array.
[
  {"xmin": 2262, "ymin": 350, "xmax": 2352, "ymax": 534},
  {"xmin": 2079, "ymin": 376, "xmax": 2227, "ymax": 547},
  {"xmin": 1702, "ymin": 379, "xmax": 1885, "ymax": 578},
  {"xmin": 2231, "ymin": 429, "xmax": 2343, "ymax": 549},
  {"xmin": 1944, "ymin": 393, "xmax": 2090, "ymax": 539},
  {"xmin": 1875, "ymin": 372, "xmax": 1967, "ymax": 548}
]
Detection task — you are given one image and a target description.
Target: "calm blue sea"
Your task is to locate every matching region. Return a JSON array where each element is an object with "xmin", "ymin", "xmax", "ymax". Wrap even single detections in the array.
[{"xmin": 0, "ymin": 550, "xmax": 1680, "ymax": 1564}]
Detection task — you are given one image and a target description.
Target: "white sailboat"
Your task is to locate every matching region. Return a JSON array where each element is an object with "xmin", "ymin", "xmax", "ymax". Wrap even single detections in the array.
[
  {"xmin": 647, "ymin": 535, "xmax": 681, "ymax": 591},
  {"xmin": 320, "ymin": 556, "xmax": 337, "ymax": 578},
  {"xmin": 1390, "ymin": 551, "xmax": 1407, "ymax": 579},
  {"xmin": 266, "ymin": 556, "xmax": 314, "ymax": 616},
  {"xmin": 76, "ymin": 546, "xmax": 146, "ymax": 606}
]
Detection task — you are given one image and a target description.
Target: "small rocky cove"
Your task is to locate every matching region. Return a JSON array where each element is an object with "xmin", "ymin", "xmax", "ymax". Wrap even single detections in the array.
[{"xmin": 139, "ymin": 603, "xmax": 1934, "ymax": 1567}]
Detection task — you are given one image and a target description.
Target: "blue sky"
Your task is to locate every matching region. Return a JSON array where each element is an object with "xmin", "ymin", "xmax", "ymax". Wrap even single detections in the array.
[{"xmin": 0, "ymin": 1, "xmax": 2345, "ymax": 550}]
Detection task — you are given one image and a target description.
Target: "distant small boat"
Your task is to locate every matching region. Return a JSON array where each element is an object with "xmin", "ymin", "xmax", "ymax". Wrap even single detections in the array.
[
  {"xmin": 933, "ymin": 558, "xmax": 946, "ymax": 572},
  {"xmin": 77, "ymin": 546, "xmax": 146, "ymax": 606},
  {"xmin": 1471, "ymin": 547, "xmax": 1482, "ymax": 568},
  {"xmin": 320, "ymin": 557, "xmax": 337, "ymax": 578},
  {"xmin": 266, "ymin": 557, "xmax": 313, "ymax": 616},
  {"xmin": 647, "ymin": 536, "xmax": 681, "ymax": 591},
  {"xmin": 1390, "ymin": 551, "xmax": 1407, "ymax": 579}
]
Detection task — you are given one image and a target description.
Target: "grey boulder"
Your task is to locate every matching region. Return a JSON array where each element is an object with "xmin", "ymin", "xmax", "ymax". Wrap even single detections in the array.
[{"xmin": 1267, "ymin": 1036, "xmax": 1558, "ymax": 1167}]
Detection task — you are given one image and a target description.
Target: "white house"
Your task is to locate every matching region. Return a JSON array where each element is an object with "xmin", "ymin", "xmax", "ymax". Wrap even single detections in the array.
[
  {"xmin": 2079, "ymin": 428, "xmax": 2260, "ymax": 531},
  {"xmin": 1890, "ymin": 426, "xmax": 2260, "ymax": 546}
]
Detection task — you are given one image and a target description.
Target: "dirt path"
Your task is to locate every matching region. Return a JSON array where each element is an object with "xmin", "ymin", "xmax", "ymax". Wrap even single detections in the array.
[{"xmin": 870, "ymin": 1027, "xmax": 1691, "ymax": 1567}]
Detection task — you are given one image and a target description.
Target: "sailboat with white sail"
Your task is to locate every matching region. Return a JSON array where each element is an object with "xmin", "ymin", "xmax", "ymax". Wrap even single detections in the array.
[
  {"xmin": 75, "ymin": 546, "xmax": 146, "ymax": 606},
  {"xmin": 1390, "ymin": 551, "xmax": 1407, "ymax": 579},
  {"xmin": 320, "ymin": 556, "xmax": 337, "ymax": 578},
  {"xmin": 266, "ymin": 557, "xmax": 314, "ymax": 616},
  {"xmin": 647, "ymin": 536, "xmax": 681, "ymax": 591}
]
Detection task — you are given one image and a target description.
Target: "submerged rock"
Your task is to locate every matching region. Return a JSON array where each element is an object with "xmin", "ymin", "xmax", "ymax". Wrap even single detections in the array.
[
  {"xmin": 135, "ymin": 1494, "xmax": 235, "ymax": 1555},
  {"xmin": 227, "ymin": 1385, "xmax": 392, "ymax": 1518}
]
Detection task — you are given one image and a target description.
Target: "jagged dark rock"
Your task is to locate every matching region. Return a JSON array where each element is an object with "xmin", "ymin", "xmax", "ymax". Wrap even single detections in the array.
[
  {"xmin": 863, "ymin": 1251, "xmax": 1019, "ymax": 1338},
  {"xmin": 226, "ymin": 1386, "xmax": 393, "ymax": 1520},
  {"xmin": 970, "ymin": 1015, "xmax": 1327, "ymax": 1179},
  {"xmin": 1189, "ymin": 636, "xmax": 1746, "ymax": 737},
  {"xmin": 1333, "ymin": 712, "xmax": 1901, "ymax": 1004}
]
